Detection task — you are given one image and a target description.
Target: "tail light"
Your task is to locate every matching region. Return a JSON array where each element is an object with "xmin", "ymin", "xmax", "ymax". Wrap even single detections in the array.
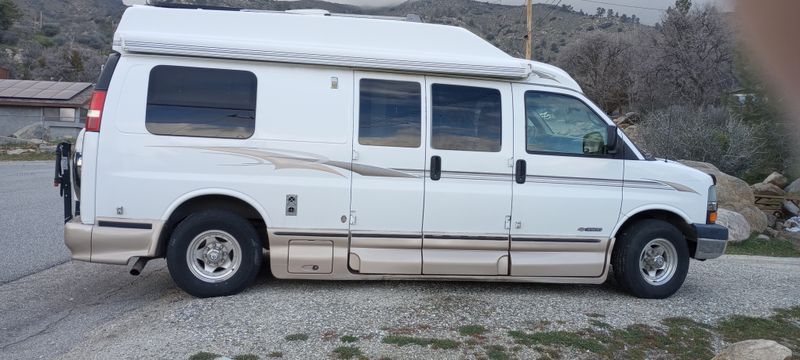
[
  {"xmin": 85, "ymin": 91, "xmax": 107, "ymax": 132},
  {"xmin": 707, "ymin": 185, "xmax": 718, "ymax": 224}
]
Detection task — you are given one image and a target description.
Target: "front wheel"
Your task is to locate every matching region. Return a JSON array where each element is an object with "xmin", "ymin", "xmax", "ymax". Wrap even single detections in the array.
[
  {"xmin": 612, "ymin": 219, "xmax": 689, "ymax": 299},
  {"xmin": 167, "ymin": 210, "xmax": 263, "ymax": 298}
]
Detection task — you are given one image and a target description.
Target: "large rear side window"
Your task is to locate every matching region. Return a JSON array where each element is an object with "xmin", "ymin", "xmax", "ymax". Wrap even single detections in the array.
[
  {"xmin": 431, "ymin": 84, "xmax": 502, "ymax": 152},
  {"xmin": 146, "ymin": 65, "xmax": 257, "ymax": 139},
  {"xmin": 359, "ymin": 79, "xmax": 422, "ymax": 148}
]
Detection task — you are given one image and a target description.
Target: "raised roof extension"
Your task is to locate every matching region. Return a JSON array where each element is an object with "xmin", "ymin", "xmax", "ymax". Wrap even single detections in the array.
[{"xmin": 113, "ymin": 5, "xmax": 580, "ymax": 90}]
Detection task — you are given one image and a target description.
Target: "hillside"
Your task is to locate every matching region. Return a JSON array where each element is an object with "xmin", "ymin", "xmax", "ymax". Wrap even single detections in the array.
[{"xmin": 0, "ymin": 0, "xmax": 650, "ymax": 82}]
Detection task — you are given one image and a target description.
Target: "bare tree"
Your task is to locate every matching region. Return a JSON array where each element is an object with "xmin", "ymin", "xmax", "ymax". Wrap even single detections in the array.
[
  {"xmin": 631, "ymin": 4, "xmax": 736, "ymax": 112},
  {"xmin": 556, "ymin": 31, "xmax": 633, "ymax": 114}
]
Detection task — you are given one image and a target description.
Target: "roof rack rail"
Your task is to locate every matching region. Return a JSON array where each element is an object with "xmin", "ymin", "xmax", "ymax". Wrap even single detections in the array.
[
  {"xmin": 331, "ymin": 13, "xmax": 423, "ymax": 23},
  {"xmin": 123, "ymin": 1, "xmax": 423, "ymax": 23},
  {"xmin": 148, "ymin": 2, "xmax": 241, "ymax": 11}
]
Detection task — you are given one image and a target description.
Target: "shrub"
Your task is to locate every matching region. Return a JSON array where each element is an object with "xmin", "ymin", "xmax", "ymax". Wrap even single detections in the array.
[{"xmin": 637, "ymin": 105, "xmax": 761, "ymax": 177}]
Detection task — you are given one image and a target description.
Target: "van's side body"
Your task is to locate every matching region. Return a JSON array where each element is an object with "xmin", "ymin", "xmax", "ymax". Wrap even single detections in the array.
[{"xmin": 60, "ymin": 5, "xmax": 727, "ymax": 298}]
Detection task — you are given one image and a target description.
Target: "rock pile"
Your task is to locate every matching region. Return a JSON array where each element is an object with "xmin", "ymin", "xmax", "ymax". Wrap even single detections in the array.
[{"xmin": 681, "ymin": 162, "xmax": 800, "ymax": 243}]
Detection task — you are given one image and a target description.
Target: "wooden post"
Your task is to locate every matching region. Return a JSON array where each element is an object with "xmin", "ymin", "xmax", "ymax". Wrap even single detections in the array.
[{"xmin": 525, "ymin": 0, "xmax": 533, "ymax": 60}]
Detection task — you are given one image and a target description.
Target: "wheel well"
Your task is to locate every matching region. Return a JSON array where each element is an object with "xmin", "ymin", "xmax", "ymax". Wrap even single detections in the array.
[
  {"xmin": 156, "ymin": 195, "xmax": 268, "ymax": 257},
  {"xmin": 615, "ymin": 210, "xmax": 697, "ymax": 255}
]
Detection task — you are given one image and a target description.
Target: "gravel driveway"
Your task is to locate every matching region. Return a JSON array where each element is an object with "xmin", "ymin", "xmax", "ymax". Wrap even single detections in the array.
[{"xmin": 1, "ymin": 255, "xmax": 798, "ymax": 359}]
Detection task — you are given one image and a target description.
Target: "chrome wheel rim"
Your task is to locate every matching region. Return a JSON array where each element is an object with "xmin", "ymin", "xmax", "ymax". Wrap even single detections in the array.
[
  {"xmin": 186, "ymin": 230, "xmax": 242, "ymax": 283},
  {"xmin": 639, "ymin": 238, "xmax": 678, "ymax": 286}
]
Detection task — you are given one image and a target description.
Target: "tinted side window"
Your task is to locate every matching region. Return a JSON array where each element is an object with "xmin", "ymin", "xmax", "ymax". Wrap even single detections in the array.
[
  {"xmin": 359, "ymin": 79, "xmax": 421, "ymax": 148},
  {"xmin": 431, "ymin": 84, "xmax": 502, "ymax": 152},
  {"xmin": 525, "ymin": 92, "xmax": 609, "ymax": 156},
  {"xmin": 146, "ymin": 66, "xmax": 257, "ymax": 139}
]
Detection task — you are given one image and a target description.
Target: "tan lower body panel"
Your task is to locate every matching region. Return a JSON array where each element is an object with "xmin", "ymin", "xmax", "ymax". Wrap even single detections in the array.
[
  {"xmin": 422, "ymin": 238, "xmax": 510, "ymax": 275},
  {"xmin": 349, "ymin": 235, "xmax": 421, "ymax": 274},
  {"xmin": 510, "ymin": 238, "xmax": 612, "ymax": 277},
  {"xmin": 64, "ymin": 217, "xmax": 164, "ymax": 265},
  {"xmin": 268, "ymin": 228, "xmax": 612, "ymax": 284}
]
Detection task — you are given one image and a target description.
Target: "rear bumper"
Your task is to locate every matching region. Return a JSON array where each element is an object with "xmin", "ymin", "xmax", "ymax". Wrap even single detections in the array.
[
  {"xmin": 64, "ymin": 217, "xmax": 164, "ymax": 265},
  {"xmin": 692, "ymin": 223, "xmax": 728, "ymax": 260}
]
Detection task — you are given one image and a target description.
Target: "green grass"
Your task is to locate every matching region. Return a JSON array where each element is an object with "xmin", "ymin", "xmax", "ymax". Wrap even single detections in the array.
[
  {"xmin": 332, "ymin": 346, "xmax": 364, "ymax": 359},
  {"xmin": 340, "ymin": 335, "xmax": 359, "ymax": 343},
  {"xmin": 189, "ymin": 352, "xmax": 220, "ymax": 360},
  {"xmin": 266, "ymin": 352, "xmax": 283, "ymax": 358},
  {"xmin": 509, "ymin": 330, "xmax": 605, "ymax": 353},
  {"xmin": 726, "ymin": 234, "xmax": 800, "ymax": 257},
  {"xmin": 284, "ymin": 333, "xmax": 309, "ymax": 341},
  {"xmin": 588, "ymin": 319, "xmax": 613, "ymax": 330},
  {"xmin": 716, "ymin": 307, "xmax": 800, "ymax": 355},
  {"xmin": 485, "ymin": 345, "xmax": 510, "ymax": 360},
  {"xmin": 458, "ymin": 324, "xmax": 487, "ymax": 336},
  {"xmin": 0, "ymin": 151, "xmax": 54, "ymax": 161},
  {"xmin": 233, "ymin": 355, "xmax": 259, "ymax": 360},
  {"xmin": 382, "ymin": 335, "xmax": 459, "ymax": 349},
  {"xmin": 510, "ymin": 317, "xmax": 716, "ymax": 359},
  {"xmin": 505, "ymin": 309, "xmax": 800, "ymax": 360}
]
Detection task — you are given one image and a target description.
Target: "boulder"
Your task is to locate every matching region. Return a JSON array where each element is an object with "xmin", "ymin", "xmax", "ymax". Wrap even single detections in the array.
[
  {"xmin": 680, "ymin": 160, "xmax": 767, "ymax": 232},
  {"xmin": 712, "ymin": 339, "xmax": 792, "ymax": 360},
  {"xmin": 763, "ymin": 210, "xmax": 778, "ymax": 227},
  {"xmin": 786, "ymin": 178, "xmax": 800, "ymax": 195},
  {"xmin": 613, "ymin": 112, "xmax": 641, "ymax": 127},
  {"xmin": 785, "ymin": 201, "xmax": 800, "ymax": 216},
  {"xmin": 751, "ymin": 183, "xmax": 785, "ymax": 196},
  {"xmin": 38, "ymin": 144, "xmax": 57, "ymax": 153},
  {"xmin": 765, "ymin": 227, "xmax": 779, "ymax": 238},
  {"xmin": 6, "ymin": 148, "xmax": 31, "ymax": 155},
  {"xmin": 763, "ymin": 172, "xmax": 789, "ymax": 188},
  {"xmin": 13, "ymin": 123, "xmax": 48, "ymax": 140},
  {"xmin": 716, "ymin": 209, "xmax": 751, "ymax": 243},
  {"xmin": 621, "ymin": 125, "xmax": 643, "ymax": 146}
]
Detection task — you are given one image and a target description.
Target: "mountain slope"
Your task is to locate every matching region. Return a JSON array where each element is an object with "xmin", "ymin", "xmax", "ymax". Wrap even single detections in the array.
[{"xmin": 0, "ymin": 0, "xmax": 649, "ymax": 81}]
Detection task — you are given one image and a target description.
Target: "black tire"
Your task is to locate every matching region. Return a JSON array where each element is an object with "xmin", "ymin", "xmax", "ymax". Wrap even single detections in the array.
[
  {"xmin": 167, "ymin": 210, "xmax": 263, "ymax": 298},
  {"xmin": 611, "ymin": 219, "xmax": 689, "ymax": 299}
]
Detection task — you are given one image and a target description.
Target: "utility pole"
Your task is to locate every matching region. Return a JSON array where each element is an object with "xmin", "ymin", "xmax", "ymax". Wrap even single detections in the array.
[{"xmin": 525, "ymin": 0, "xmax": 533, "ymax": 60}]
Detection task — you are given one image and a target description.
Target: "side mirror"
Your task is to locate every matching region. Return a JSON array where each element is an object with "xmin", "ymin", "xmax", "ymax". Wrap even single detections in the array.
[{"xmin": 606, "ymin": 125, "xmax": 618, "ymax": 154}]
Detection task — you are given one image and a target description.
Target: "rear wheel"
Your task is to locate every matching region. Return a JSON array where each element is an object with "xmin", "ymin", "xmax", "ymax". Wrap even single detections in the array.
[
  {"xmin": 612, "ymin": 219, "xmax": 689, "ymax": 299},
  {"xmin": 167, "ymin": 210, "xmax": 262, "ymax": 298}
]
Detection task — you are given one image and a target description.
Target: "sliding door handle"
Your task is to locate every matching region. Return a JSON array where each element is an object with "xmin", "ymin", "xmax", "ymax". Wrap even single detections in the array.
[
  {"xmin": 430, "ymin": 155, "xmax": 441, "ymax": 181},
  {"xmin": 515, "ymin": 159, "xmax": 527, "ymax": 184}
]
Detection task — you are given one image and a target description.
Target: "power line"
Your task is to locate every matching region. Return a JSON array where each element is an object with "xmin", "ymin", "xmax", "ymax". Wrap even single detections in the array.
[
  {"xmin": 539, "ymin": 0, "xmax": 564, "ymax": 23},
  {"xmin": 572, "ymin": 0, "xmax": 666, "ymax": 12}
]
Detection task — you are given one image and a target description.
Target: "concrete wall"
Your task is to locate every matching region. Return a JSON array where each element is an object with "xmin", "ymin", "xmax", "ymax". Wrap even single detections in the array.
[
  {"xmin": 0, "ymin": 107, "xmax": 42, "ymax": 137},
  {"xmin": 0, "ymin": 106, "xmax": 84, "ymax": 139}
]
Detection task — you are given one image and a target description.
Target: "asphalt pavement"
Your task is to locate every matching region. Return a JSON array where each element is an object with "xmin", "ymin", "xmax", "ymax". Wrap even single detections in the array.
[{"xmin": 0, "ymin": 161, "xmax": 70, "ymax": 284}]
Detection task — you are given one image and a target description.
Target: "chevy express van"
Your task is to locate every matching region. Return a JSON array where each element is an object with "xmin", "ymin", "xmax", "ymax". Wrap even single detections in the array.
[{"xmin": 55, "ymin": 3, "xmax": 728, "ymax": 299}]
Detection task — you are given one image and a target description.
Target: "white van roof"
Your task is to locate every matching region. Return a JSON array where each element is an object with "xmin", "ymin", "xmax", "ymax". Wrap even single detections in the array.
[{"xmin": 113, "ymin": 5, "xmax": 581, "ymax": 91}]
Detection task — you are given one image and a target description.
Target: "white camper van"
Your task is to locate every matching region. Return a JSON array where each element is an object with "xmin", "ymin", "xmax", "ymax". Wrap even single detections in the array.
[{"xmin": 55, "ymin": 3, "xmax": 728, "ymax": 299}]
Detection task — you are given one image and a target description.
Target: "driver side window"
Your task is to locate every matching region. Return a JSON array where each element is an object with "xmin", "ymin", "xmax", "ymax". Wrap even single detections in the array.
[{"xmin": 525, "ymin": 91, "xmax": 609, "ymax": 156}]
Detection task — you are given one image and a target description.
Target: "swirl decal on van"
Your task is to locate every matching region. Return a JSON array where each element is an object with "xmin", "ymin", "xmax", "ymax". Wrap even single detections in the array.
[{"xmin": 159, "ymin": 146, "xmax": 418, "ymax": 178}]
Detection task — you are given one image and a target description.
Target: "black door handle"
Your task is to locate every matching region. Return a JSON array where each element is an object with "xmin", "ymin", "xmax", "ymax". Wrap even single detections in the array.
[
  {"xmin": 515, "ymin": 159, "xmax": 527, "ymax": 184},
  {"xmin": 430, "ymin": 155, "xmax": 441, "ymax": 181}
]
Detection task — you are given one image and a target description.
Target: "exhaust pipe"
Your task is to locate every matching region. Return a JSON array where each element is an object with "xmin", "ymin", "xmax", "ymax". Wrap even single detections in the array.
[{"xmin": 129, "ymin": 257, "xmax": 149, "ymax": 276}]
